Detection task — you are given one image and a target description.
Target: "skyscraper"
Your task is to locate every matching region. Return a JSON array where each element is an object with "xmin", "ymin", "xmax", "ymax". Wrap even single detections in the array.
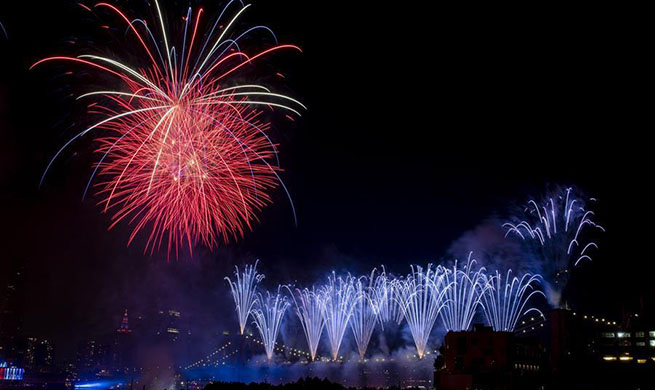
[
  {"xmin": 114, "ymin": 309, "xmax": 134, "ymax": 372},
  {"xmin": 0, "ymin": 260, "xmax": 24, "ymax": 362}
]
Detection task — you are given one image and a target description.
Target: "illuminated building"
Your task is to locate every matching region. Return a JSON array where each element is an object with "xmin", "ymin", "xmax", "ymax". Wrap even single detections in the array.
[
  {"xmin": 113, "ymin": 309, "xmax": 134, "ymax": 372},
  {"xmin": 76, "ymin": 339, "xmax": 98, "ymax": 370},
  {"xmin": 156, "ymin": 309, "xmax": 185, "ymax": 342},
  {"xmin": 0, "ymin": 361, "xmax": 25, "ymax": 382},
  {"xmin": 24, "ymin": 338, "xmax": 37, "ymax": 368},
  {"xmin": 24, "ymin": 338, "xmax": 54, "ymax": 372},
  {"xmin": 595, "ymin": 313, "xmax": 655, "ymax": 369},
  {"xmin": 116, "ymin": 310, "xmax": 132, "ymax": 335}
]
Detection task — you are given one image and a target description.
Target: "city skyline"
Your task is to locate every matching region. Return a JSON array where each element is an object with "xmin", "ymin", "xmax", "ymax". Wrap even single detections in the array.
[{"xmin": 0, "ymin": 1, "xmax": 649, "ymax": 389}]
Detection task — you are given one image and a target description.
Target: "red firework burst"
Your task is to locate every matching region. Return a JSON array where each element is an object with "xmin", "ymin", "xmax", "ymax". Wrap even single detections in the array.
[{"xmin": 31, "ymin": 1, "xmax": 304, "ymax": 256}]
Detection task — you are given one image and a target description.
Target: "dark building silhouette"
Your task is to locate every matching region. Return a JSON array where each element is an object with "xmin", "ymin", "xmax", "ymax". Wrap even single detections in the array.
[
  {"xmin": 434, "ymin": 324, "xmax": 545, "ymax": 390},
  {"xmin": 546, "ymin": 309, "xmax": 655, "ymax": 389},
  {"xmin": 0, "ymin": 260, "xmax": 24, "ymax": 364},
  {"xmin": 434, "ymin": 309, "xmax": 655, "ymax": 389}
]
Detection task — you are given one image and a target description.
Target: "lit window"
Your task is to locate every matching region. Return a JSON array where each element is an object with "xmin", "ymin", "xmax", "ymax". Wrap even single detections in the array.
[
  {"xmin": 649, "ymin": 340, "xmax": 655, "ymax": 347},
  {"xmin": 636, "ymin": 332, "xmax": 645, "ymax": 338},
  {"xmin": 649, "ymin": 331, "xmax": 655, "ymax": 338},
  {"xmin": 602, "ymin": 332, "xmax": 615, "ymax": 338},
  {"xmin": 636, "ymin": 342, "xmax": 646, "ymax": 347},
  {"xmin": 617, "ymin": 332, "xmax": 631, "ymax": 339}
]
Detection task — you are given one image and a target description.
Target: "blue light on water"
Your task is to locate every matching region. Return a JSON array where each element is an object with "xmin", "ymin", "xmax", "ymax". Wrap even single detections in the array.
[
  {"xmin": 74, "ymin": 381, "xmax": 124, "ymax": 389},
  {"xmin": 75, "ymin": 383, "xmax": 105, "ymax": 388}
]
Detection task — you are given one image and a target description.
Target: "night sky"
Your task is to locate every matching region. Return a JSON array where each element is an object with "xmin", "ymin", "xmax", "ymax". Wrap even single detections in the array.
[{"xmin": 0, "ymin": 1, "xmax": 648, "ymax": 360}]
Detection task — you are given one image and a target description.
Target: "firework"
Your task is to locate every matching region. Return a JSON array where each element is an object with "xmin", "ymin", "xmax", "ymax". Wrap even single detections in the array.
[
  {"xmin": 481, "ymin": 270, "xmax": 545, "ymax": 332},
  {"xmin": 0, "ymin": 22, "xmax": 7, "ymax": 39},
  {"xmin": 223, "ymin": 260, "xmax": 546, "ymax": 362},
  {"xmin": 371, "ymin": 267, "xmax": 404, "ymax": 327},
  {"xmin": 350, "ymin": 274, "xmax": 378, "ymax": 358},
  {"xmin": 503, "ymin": 186, "xmax": 604, "ymax": 305},
  {"xmin": 31, "ymin": 1, "xmax": 304, "ymax": 256},
  {"xmin": 395, "ymin": 264, "xmax": 450, "ymax": 358},
  {"xmin": 439, "ymin": 253, "xmax": 488, "ymax": 332},
  {"xmin": 225, "ymin": 261, "xmax": 264, "ymax": 335},
  {"xmin": 287, "ymin": 286, "xmax": 325, "ymax": 361},
  {"xmin": 320, "ymin": 273, "xmax": 357, "ymax": 360},
  {"xmin": 251, "ymin": 287, "xmax": 290, "ymax": 360}
]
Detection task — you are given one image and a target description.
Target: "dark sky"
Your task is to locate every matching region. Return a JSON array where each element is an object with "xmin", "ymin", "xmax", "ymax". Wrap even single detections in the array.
[{"xmin": 0, "ymin": 1, "xmax": 648, "ymax": 360}]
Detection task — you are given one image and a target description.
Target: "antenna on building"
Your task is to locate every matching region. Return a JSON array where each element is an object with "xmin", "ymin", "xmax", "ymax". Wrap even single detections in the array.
[{"xmin": 117, "ymin": 309, "xmax": 132, "ymax": 334}]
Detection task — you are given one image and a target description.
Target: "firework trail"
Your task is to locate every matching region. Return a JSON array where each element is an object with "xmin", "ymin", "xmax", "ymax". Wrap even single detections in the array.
[
  {"xmin": 225, "ymin": 261, "xmax": 264, "ymax": 335},
  {"xmin": 371, "ymin": 267, "xmax": 404, "ymax": 327},
  {"xmin": 251, "ymin": 286, "xmax": 290, "ymax": 360},
  {"xmin": 320, "ymin": 273, "xmax": 357, "ymax": 360},
  {"xmin": 287, "ymin": 286, "xmax": 325, "ymax": 361},
  {"xmin": 31, "ymin": 1, "xmax": 304, "ymax": 256},
  {"xmin": 481, "ymin": 270, "xmax": 545, "ymax": 332},
  {"xmin": 439, "ymin": 253, "xmax": 488, "ymax": 332},
  {"xmin": 503, "ymin": 186, "xmax": 604, "ymax": 306},
  {"xmin": 395, "ymin": 264, "xmax": 450, "ymax": 358},
  {"xmin": 350, "ymin": 274, "xmax": 378, "ymax": 358},
  {"xmin": 0, "ymin": 22, "xmax": 7, "ymax": 39}
]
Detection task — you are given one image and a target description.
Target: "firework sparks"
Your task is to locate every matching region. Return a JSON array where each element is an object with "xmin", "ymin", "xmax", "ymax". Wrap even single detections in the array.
[
  {"xmin": 31, "ymin": 1, "xmax": 304, "ymax": 256},
  {"xmin": 439, "ymin": 253, "xmax": 488, "ymax": 332},
  {"xmin": 223, "ymin": 260, "xmax": 547, "ymax": 360},
  {"xmin": 0, "ymin": 22, "xmax": 7, "ymax": 39},
  {"xmin": 371, "ymin": 267, "xmax": 404, "ymax": 327},
  {"xmin": 287, "ymin": 286, "xmax": 325, "ymax": 361},
  {"xmin": 251, "ymin": 286, "xmax": 290, "ymax": 361},
  {"xmin": 481, "ymin": 270, "xmax": 545, "ymax": 332},
  {"xmin": 320, "ymin": 273, "xmax": 357, "ymax": 360},
  {"xmin": 503, "ymin": 186, "xmax": 604, "ymax": 305},
  {"xmin": 350, "ymin": 274, "xmax": 378, "ymax": 359},
  {"xmin": 225, "ymin": 261, "xmax": 264, "ymax": 335},
  {"xmin": 395, "ymin": 264, "xmax": 450, "ymax": 359}
]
